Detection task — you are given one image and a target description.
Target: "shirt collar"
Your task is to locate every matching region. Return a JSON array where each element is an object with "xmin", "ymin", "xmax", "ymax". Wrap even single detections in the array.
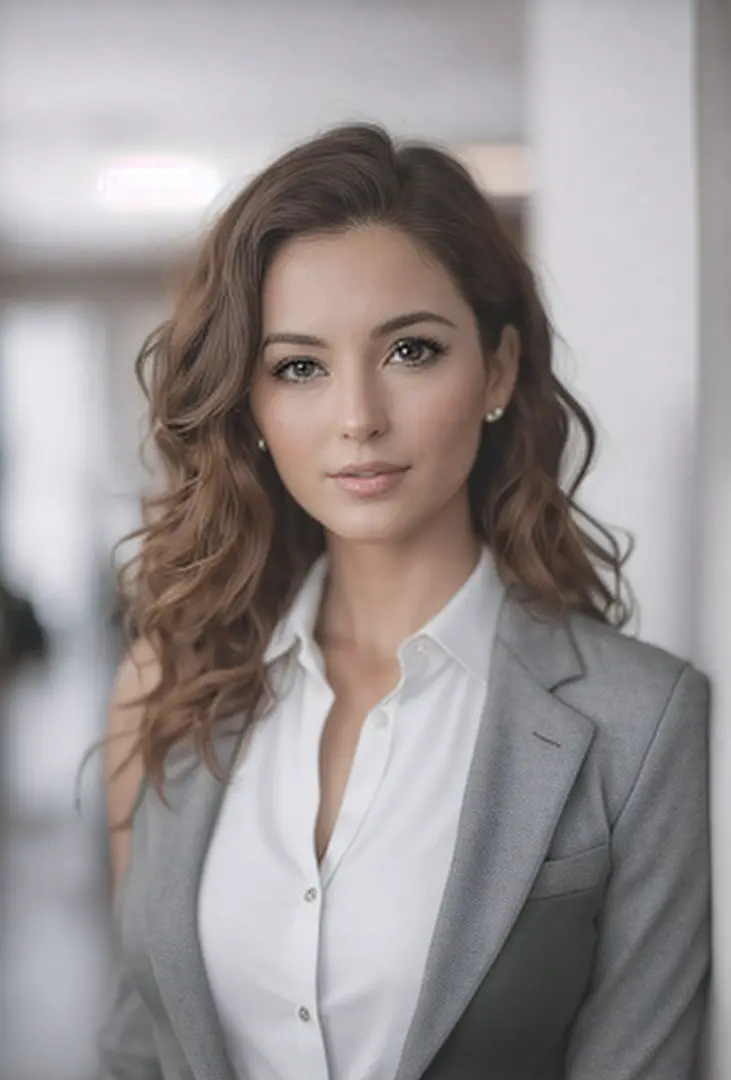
[
  {"xmin": 263, "ymin": 553, "xmax": 328, "ymax": 665},
  {"xmin": 408, "ymin": 545, "xmax": 504, "ymax": 684},
  {"xmin": 263, "ymin": 546, "xmax": 504, "ymax": 682}
]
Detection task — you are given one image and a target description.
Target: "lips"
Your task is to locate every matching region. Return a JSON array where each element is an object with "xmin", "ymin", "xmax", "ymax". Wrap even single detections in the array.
[
  {"xmin": 330, "ymin": 462, "xmax": 407, "ymax": 478},
  {"xmin": 328, "ymin": 463, "xmax": 410, "ymax": 498},
  {"xmin": 338, "ymin": 469, "xmax": 401, "ymax": 477}
]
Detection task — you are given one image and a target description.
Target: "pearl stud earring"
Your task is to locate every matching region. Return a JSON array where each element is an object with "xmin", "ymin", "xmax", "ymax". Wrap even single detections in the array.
[{"xmin": 485, "ymin": 406, "xmax": 504, "ymax": 423}]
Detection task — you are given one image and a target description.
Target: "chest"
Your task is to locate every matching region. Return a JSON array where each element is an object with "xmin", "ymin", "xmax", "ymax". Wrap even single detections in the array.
[
  {"xmin": 195, "ymin": 661, "xmax": 492, "ymax": 1080},
  {"xmin": 207, "ymin": 650, "xmax": 486, "ymax": 885},
  {"xmin": 315, "ymin": 653, "xmax": 401, "ymax": 865}
]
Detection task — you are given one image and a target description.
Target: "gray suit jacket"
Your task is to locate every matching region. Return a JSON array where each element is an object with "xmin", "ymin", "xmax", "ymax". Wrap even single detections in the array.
[{"xmin": 97, "ymin": 589, "xmax": 711, "ymax": 1080}]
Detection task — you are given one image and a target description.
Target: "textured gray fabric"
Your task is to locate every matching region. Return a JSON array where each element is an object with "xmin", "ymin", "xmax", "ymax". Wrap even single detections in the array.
[{"xmin": 96, "ymin": 588, "xmax": 711, "ymax": 1080}]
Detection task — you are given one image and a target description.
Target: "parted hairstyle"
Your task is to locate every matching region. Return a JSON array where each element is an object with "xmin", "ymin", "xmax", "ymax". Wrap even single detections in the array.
[{"xmin": 110, "ymin": 122, "xmax": 633, "ymax": 800}]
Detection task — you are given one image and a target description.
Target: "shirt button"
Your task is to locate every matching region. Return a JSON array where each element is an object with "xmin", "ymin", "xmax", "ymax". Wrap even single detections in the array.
[
  {"xmin": 304, "ymin": 886, "xmax": 318, "ymax": 902},
  {"xmin": 372, "ymin": 710, "xmax": 388, "ymax": 730},
  {"xmin": 298, "ymin": 1006, "xmax": 312, "ymax": 1023}
]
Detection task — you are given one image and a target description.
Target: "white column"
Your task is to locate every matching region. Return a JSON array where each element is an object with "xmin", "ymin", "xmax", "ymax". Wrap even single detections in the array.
[
  {"xmin": 695, "ymin": 2, "xmax": 731, "ymax": 1076},
  {"xmin": 526, "ymin": 4, "xmax": 729, "ymax": 1078},
  {"xmin": 525, "ymin": 0, "xmax": 698, "ymax": 655}
]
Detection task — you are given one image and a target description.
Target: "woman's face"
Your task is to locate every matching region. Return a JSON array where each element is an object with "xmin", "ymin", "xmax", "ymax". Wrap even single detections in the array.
[{"xmin": 250, "ymin": 223, "xmax": 518, "ymax": 546}]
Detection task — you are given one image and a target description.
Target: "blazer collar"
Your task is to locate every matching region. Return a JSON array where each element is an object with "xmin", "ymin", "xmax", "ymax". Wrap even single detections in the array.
[
  {"xmin": 497, "ymin": 584, "xmax": 587, "ymax": 691},
  {"xmin": 145, "ymin": 588, "xmax": 594, "ymax": 1080}
]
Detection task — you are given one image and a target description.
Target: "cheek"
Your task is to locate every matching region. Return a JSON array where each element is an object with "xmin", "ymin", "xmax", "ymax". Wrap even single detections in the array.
[
  {"xmin": 412, "ymin": 378, "xmax": 486, "ymax": 462},
  {"xmin": 252, "ymin": 380, "xmax": 321, "ymax": 449},
  {"xmin": 253, "ymin": 389, "xmax": 328, "ymax": 493}
]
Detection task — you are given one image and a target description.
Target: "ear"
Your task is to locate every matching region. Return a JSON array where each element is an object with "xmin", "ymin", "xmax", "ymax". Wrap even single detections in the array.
[{"xmin": 485, "ymin": 323, "xmax": 520, "ymax": 415}]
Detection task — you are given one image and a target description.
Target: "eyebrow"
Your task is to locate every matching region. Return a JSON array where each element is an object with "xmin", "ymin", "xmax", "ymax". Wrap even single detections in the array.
[{"xmin": 260, "ymin": 310, "xmax": 457, "ymax": 350}]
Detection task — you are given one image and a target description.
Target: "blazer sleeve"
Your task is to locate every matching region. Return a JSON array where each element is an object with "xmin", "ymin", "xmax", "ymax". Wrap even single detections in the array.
[
  {"xmin": 565, "ymin": 662, "xmax": 712, "ymax": 1079},
  {"xmin": 96, "ymin": 958, "xmax": 163, "ymax": 1080}
]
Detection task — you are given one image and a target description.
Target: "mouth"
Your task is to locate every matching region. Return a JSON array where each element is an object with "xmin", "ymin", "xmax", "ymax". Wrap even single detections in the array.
[
  {"xmin": 327, "ymin": 463, "xmax": 411, "ymax": 498},
  {"xmin": 329, "ymin": 462, "xmax": 409, "ymax": 478}
]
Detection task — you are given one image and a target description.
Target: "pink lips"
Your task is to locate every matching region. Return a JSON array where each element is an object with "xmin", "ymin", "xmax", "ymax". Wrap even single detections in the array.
[{"xmin": 328, "ymin": 463, "xmax": 410, "ymax": 498}]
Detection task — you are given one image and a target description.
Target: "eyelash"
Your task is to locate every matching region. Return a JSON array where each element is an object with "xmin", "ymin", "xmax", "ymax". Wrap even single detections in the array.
[{"xmin": 269, "ymin": 335, "xmax": 448, "ymax": 383}]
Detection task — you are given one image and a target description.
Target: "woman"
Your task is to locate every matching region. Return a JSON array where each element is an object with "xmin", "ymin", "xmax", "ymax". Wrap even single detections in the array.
[{"xmin": 98, "ymin": 124, "xmax": 710, "ymax": 1080}]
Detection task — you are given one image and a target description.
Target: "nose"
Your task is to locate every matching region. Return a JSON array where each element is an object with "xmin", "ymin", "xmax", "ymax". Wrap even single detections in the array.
[{"xmin": 335, "ymin": 367, "xmax": 389, "ymax": 443}]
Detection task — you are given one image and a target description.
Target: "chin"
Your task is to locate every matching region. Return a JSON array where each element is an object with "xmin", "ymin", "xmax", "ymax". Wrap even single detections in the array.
[
  {"xmin": 317, "ymin": 507, "xmax": 422, "ymax": 546},
  {"xmin": 328, "ymin": 528, "xmax": 407, "ymax": 545}
]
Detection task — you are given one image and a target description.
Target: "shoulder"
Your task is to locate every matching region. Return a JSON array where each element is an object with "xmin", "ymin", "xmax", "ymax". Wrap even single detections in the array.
[
  {"xmin": 104, "ymin": 638, "xmax": 161, "ymax": 891},
  {"xmin": 112, "ymin": 636, "xmax": 162, "ymax": 705},
  {"xmin": 106, "ymin": 636, "xmax": 160, "ymax": 790},
  {"xmin": 560, "ymin": 611, "xmax": 709, "ymax": 819},
  {"xmin": 565, "ymin": 609, "xmax": 704, "ymax": 708}
]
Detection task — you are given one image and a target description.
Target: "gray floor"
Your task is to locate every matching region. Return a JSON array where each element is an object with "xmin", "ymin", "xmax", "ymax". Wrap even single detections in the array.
[{"xmin": 1, "ymin": 627, "xmax": 118, "ymax": 1080}]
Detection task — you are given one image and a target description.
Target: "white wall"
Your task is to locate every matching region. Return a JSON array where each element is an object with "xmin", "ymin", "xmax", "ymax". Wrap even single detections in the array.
[{"xmin": 526, "ymin": 0, "xmax": 699, "ymax": 654}]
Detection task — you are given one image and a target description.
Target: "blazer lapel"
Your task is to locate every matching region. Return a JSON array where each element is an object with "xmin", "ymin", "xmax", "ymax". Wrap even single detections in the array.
[
  {"xmin": 394, "ymin": 591, "xmax": 597, "ymax": 1080},
  {"xmin": 146, "ymin": 725, "xmax": 244, "ymax": 1080}
]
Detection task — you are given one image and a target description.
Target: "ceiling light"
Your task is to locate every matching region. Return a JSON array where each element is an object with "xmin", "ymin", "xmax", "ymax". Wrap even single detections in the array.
[{"xmin": 96, "ymin": 155, "xmax": 221, "ymax": 210}]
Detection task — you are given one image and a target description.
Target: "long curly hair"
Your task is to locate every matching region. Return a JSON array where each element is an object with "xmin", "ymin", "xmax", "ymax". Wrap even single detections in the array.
[{"xmin": 114, "ymin": 122, "xmax": 633, "ymax": 797}]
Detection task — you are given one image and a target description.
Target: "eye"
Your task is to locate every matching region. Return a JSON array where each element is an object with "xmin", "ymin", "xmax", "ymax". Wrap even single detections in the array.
[
  {"xmin": 270, "ymin": 357, "xmax": 324, "ymax": 383},
  {"xmin": 389, "ymin": 335, "xmax": 447, "ymax": 367}
]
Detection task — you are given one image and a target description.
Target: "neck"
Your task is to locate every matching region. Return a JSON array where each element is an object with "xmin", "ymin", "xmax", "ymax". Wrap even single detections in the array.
[{"xmin": 316, "ymin": 505, "xmax": 483, "ymax": 664}]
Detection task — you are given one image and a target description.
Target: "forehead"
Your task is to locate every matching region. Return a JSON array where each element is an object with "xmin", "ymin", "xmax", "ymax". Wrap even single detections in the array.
[{"xmin": 261, "ymin": 224, "xmax": 467, "ymax": 331}]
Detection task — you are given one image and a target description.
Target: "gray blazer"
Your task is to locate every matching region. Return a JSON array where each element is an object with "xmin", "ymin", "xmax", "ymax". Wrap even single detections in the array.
[{"xmin": 97, "ymin": 588, "xmax": 711, "ymax": 1080}]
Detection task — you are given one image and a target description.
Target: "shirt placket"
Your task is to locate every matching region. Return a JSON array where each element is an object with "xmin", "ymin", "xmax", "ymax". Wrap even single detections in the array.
[
  {"xmin": 290, "ymin": 874, "xmax": 329, "ymax": 1074},
  {"xmin": 320, "ymin": 693, "xmax": 397, "ymax": 888},
  {"xmin": 286, "ymin": 662, "xmax": 333, "ymax": 1074}
]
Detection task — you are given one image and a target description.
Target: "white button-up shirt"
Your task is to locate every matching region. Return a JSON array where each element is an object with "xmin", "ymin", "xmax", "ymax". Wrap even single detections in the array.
[{"xmin": 198, "ymin": 547, "xmax": 504, "ymax": 1080}]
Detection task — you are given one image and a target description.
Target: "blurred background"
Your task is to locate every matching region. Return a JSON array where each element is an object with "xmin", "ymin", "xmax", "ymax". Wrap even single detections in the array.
[{"xmin": 0, "ymin": 1, "xmax": 728, "ymax": 1078}]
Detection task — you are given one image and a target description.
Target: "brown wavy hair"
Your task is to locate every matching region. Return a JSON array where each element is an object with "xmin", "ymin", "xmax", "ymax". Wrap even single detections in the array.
[{"xmin": 113, "ymin": 122, "xmax": 633, "ymax": 796}]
